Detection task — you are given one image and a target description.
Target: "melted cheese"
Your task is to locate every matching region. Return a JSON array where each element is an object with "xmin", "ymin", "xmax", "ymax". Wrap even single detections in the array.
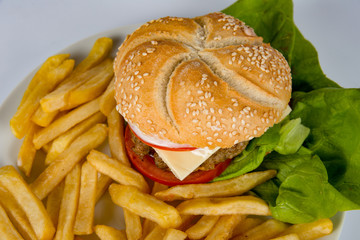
[{"xmin": 153, "ymin": 147, "xmax": 220, "ymax": 180}]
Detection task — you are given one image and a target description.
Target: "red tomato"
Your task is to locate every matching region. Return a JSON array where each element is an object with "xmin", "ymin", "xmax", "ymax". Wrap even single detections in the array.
[
  {"xmin": 125, "ymin": 126, "xmax": 231, "ymax": 186},
  {"xmin": 129, "ymin": 127, "xmax": 197, "ymax": 151}
]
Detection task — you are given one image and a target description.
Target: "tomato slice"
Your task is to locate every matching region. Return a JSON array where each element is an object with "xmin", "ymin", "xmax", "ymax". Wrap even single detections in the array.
[
  {"xmin": 129, "ymin": 126, "xmax": 197, "ymax": 151},
  {"xmin": 125, "ymin": 126, "xmax": 231, "ymax": 186}
]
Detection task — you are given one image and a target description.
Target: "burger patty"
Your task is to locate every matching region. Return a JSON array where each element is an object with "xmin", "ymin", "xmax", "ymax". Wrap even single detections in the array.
[{"xmin": 130, "ymin": 131, "xmax": 248, "ymax": 171}]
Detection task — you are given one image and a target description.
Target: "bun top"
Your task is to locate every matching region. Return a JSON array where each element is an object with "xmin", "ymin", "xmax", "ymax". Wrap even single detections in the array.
[{"xmin": 114, "ymin": 12, "xmax": 292, "ymax": 149}]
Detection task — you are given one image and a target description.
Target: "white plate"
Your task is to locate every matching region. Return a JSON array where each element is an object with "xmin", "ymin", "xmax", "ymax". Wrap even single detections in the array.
[{"xmin": 0, "ymin": 24, "xmax": 345, "ymax": 239}]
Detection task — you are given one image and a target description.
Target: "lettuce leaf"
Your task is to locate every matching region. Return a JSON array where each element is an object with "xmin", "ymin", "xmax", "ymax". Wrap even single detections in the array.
[
  {"xmin": 291, "ymin": 88, "xmax": 360, "ymax": 205},
  {"xmin": 214, "ymin": 118, "xmax": 309, "ymax": 181},
  {"xmin": 222, "ymin": 0, "xmax": 340, "ymax": 91},
  {"xmin": 254, "ymin": 150, "xmax": 359, "ymax": 224}
]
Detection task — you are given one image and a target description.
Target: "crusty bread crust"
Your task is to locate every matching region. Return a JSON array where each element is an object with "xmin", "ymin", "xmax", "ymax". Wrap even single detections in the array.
[{"xmin": 114, "ymin": 12, "xmax": 292, "ymax": 149}]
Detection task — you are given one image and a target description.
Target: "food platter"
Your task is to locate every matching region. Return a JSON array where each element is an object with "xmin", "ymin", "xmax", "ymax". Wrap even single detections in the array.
[{"xmin": 0, "ymin": 23, "xmax": 346, "ymax": 239}]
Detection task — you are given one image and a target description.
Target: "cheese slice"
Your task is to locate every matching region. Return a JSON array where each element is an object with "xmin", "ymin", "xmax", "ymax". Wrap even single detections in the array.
[{"xmin": 153, "ymin": 147, "xmax": 220, "ymax": 180}]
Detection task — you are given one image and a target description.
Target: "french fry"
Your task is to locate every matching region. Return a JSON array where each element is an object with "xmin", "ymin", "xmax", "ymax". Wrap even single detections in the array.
[
  {"xmin": 10, "ymin": 56, "xmax": 74, "ymax": 139},
  {"xmin": 0, "ymin": 203, "xmax": 25, "ymax": 240},
  {"xmin": 40, "ymin": 56, "xmax": 112, "ymax": 113},
  {"xmin": 69, "ymin": 37, "xmax": 113, "ymax": 74},
  {"xmin": 277, "ymin": 219, "xmax": 333, "ymax": 240},
  {"xmin": 99, "ymin": 77, "xmax": 116, "ymax": 116},
  {"xmin": 45, "ymin": 111, "xmax": 106, "ymax": 165},
  {"xmin": 32, "ymin": 107, "xmax": 59, "ymax": 127},
  {"xmin": 108, "ymin": 108, "xmax": 130, "ymax": 166},
  {"xmin": 232, "ymin": 216, "xmax": 266, "ymax": 237},
  {"xmin": 155, "ymin": 170, "xmax": 276, "ymax": 201},
  {"xmin": 144, "ymin": 225, "xmax": 167, "ymax": 240},
  {"xmin": 151, "ymin": 181, "xmax": 169, "ymax": 195},
  {"xmin": 46, "ymin": 180, "xmax": 65, "ymax": 228},
  {"xmin": 20, "ymin": 54, "xmax": 71, "ymax": 106},
  {"xmin": 142, "ymin": 181, "xmax": 171, "ymax": 237},
  {"xmin": 232, "ymin": 219, "xmax": 289, "ymax": 240},
  {"xmin": 74, "ymin": 161, "xmax": 98, "ymax": 235},
  {"xmin": 53, "ymin": 164, "xmax": 81, "ymax": 240},
  {"xmin": 124, "ymin": 209, "xmax": 142, "ymax": 240},
  {"xmin": 176, "ymin": 214, "xmax": 199, "ymax": 232},
  {"xmin": 109, "ymin": 184, "xmax": 182, "ymax": 229},
  {"xmin": 33, "ymin": 97, "xmax": 101, "ymax": 149},
  {"xmin": 270, "ymin": 233, "xmax": 300, "ymax": 240},
  {"xmin": 186, "ymin": 215, "xmax": 220, "ymax": 239},
  {"xmin": 17, "ymin": 123, "xmax": 40, "ymax": 176},
  {"xmin": 64, "ymin": 58, "xmax": 114, "ymax": 110},
  {"xmin": 205, "ymin": 214, "xmax": 245, "ymax": 240},
  {"xmin": 42, "ymin": 142, "xmax": 52, "ymax": 153},
  {"xmin": 94, "ymin": 225, "xmax": 127, "ymax": 240},
  {"xmin": 95, "ymin": 173, "xmax": 113, "ymax": 202},
  {"xmin": 0, "ymin": 186, "xmax": 37, "ymax": 240},
  {"xmin": 176, "ymin": 196, "xmax": 271, "ymax": 216},
  {"xmin": 0, "ymin": 166, "xmax": 55, "ymax": 240},
  {"xmin": 87, "ymin": 150, "xmax": 149, "ymax": 193},
  {"xmin": 142, "ymin": 219, "xmax": 157, "ymax": 239},
  {"xmin": 163, "ymin": 229, "xmax": 187, "ymax": 240},
  {"xmin": 30, "ymin": 123, "xmax": 108, "ymax": 200}
]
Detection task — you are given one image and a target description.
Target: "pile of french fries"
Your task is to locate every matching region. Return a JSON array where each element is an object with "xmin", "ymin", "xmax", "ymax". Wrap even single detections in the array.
[{"xmin": 0, "ymin": 37, "xmax": 334, "ymax": 240}]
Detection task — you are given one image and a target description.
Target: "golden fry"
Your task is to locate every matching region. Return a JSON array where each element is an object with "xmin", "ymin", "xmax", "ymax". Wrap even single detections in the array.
[
  {"xmin": 109, "ymin": 184, "xmax": 182, "ymax": 229},
  {"xmin": 144, "ymin": 225, "xmax": 167, "ymax": 240},
  {"xmin": 0, "ymin": 203, "xmax": 25, "ymax": 240},
  {"xmin": 72, "ymin": 37, "xmax": 113, "ymax": 74},
  {"xmin": 95, "ymin": 173, "xmax": 113, "ymax": 202},
  {"xmin": 40, "ymin": 56, "xmax": 112, "ymax": 113},
  {"xmin": 205, "ymin": 214, "xmax": 245, "ymax": 240},
  {"xmin": 232, "ymin": 219, "xmax": 289, "ymax": 240},
  {"xmin": 32, "ymin": 107, "xmax": 59, "ymax": 127},
  {"xmin": 186, "ymin": 215, "xmax": 220, "ymax": 240},
  {"xmin": 99, "ymin": 77, "xmax": 116, "ymax": 116},
  {"xmin": 143, "ymin": 219, "xmax": 157, "ymax": 238},
  {"xmin": 87, "ymin": 150, "xmax": 149, "ymax": 193},
  {"xmin": 277, "ymin": 219, "xmax": 333, "ymax": 240},
  {"xmin": 108, "ymin": 108, "xmax": 130, "ymax": 166},
  {"xmin": 0, "ymin": 186, "xmax": 37, "ymax": 240},
  {"xmin": 65, "ymin": 58, "xmax": 113, "ymax": 110},
  {"xmin": 74, "ymin": 161, "xmax": 98, "ymax": 235},
  {"xmin": 270, "ymin": 234, "xmax": 300, "ymax": 240},
  {"xmin": 232, "ymin": 216, "xmax": 266, "ymax": 237},
  {"xmin": 176, "ymin": 196, "xmax": 271, "ymax": 216},
  {"xmin": 20, "ymin": 54, "xmax": 71, "ymax": 106},
  {"xmin": 46, "ymin": 181, "xmax": 65, "ymax": 228},
  {"xmin": 10, "ymin": 57, "xmax": 74, "ymax": 138},
  {"xmin": 30, "ymin": 123, "xmax": 108, "ymax": 200},
  {"xmin": 163, "ymin": 228, "xmax": 187, "ymax": 240},
  {"xmin": 151, "ymin": 181, "xmax": 169, "ymax": 195},
  {"xmin": 124, "ymin": 208, "xmax": 142, "ymax": 240},
  {"xmin": 45, "ymin": 111, "xmax": 106, "ymax": 165},
  {"xmin": 17, "ymin": 123, "xmax": 39, "ymax": 176},
  {"xmin": 33, "ymin": 97, "xmax": 101, "ymax": 149},
  {"xmin": 0, "ymin": 166, "xmax": 55, "ymax": 240},
  {"xmin": 94, "ymin": 225, "xmax": 127, "ymax": 240},
  {"xmin": 53, "ymin": 164, "xmax": 81, "ymax": 240},
  {"xmin": 155, "ymin": 170, "xmax": 276, "ymax": 201}
]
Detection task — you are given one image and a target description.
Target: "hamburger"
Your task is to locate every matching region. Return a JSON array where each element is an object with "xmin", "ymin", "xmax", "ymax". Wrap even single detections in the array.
[{"xmin": 113, "ymin": 12, "xmax": 292, "ymax": 186}]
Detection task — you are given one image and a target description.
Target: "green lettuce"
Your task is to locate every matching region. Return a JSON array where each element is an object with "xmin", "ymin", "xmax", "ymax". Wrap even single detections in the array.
[
  {"xmin": 254, "ymin": 150, "xmax": 359, "ymax": 224},
  {"xmin": 291, "ymin": 88, "xmax": 360, "ymax": 205},
  {"xmin": 214, "ymin": 118, "xmax": 309, "ymax": 181}
]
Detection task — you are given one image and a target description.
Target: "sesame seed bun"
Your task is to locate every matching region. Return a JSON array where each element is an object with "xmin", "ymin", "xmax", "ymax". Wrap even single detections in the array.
[{"xmin": 114, "ymin": 12, "xmax": 292, "ymax": 149}]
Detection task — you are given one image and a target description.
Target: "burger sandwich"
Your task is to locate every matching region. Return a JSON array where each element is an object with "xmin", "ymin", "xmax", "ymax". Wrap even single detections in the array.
[{"xmin": 113, "ymin": 12, "xmax": 292, "ymax": 186}]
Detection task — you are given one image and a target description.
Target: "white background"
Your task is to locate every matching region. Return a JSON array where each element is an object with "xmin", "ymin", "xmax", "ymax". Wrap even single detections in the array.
[{"xmin": 0, "ymin": 0, "xmax": 359, "ymax": 239}]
